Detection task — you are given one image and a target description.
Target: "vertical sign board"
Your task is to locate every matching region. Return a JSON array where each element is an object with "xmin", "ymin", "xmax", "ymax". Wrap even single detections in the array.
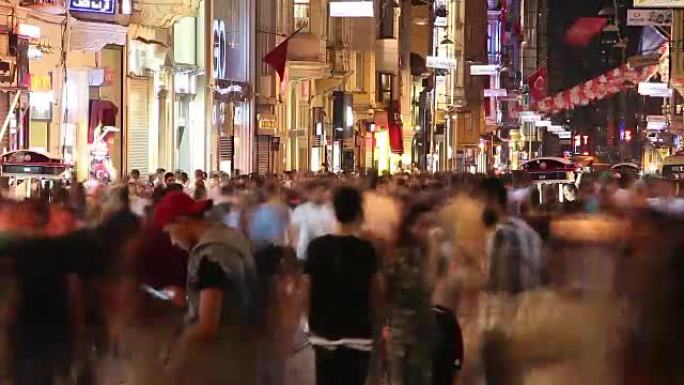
[{"xmin": 672, "ymin": 10, "xmax": 684, "ymax": 97}]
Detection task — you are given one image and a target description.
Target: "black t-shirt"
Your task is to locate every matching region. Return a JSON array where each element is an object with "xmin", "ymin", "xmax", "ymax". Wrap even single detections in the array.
[
  {"xmin": 305, "ymin": 234, "xmax": 378, "ymax": 339},
  {"xmin": 196, "ymin": 258, "xmax": 227, "ymax": 290}
]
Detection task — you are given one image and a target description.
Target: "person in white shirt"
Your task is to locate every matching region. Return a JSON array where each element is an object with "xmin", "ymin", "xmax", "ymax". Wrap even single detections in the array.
[{"xmin": 289, "ymin": 179, "xmax": 336, "ymax": 260}]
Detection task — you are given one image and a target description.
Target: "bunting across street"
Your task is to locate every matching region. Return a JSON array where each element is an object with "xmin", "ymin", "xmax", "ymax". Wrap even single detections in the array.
[{"xmin": 534, "ymin": 44, "xmax": 667, "ymax": 114}]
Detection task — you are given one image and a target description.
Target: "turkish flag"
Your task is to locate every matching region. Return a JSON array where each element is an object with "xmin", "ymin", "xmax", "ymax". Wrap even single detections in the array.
[
  {"xmin": 264, "ymin": 38, "xmax": 290, "ymax": 85},
  {"xmin": 564, "ymin": 17, "xmax": 608, "ymax": 47},
  {"xmin": 528, "ymin": 64, "xmax": 547, "ymax": 102},
  {"xmin": 264, "ymin": 28, "xmax": 303, "ymax": 86}
]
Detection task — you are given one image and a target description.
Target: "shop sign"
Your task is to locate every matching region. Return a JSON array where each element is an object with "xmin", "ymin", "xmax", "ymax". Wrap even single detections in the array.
[
  {"xmin": 484, "ymin": 88, "xmax": 507, "ymax": 97},
  {"xmin": 427, "ymin": 56, "xmax": 457, "ymax": 70},
  {"xmin": 628, "ymin": 54, "xmax": 661, "ymax": 67},
  {"xmin": 638, "ymin": 81, "xmax": 671, "ymax": 97},
  {"xmin": 69, "ymin": 0, "xmax": 116, "ymax": 14},
  {"xmin": 535, "ymin": 119, "xmax": 551, "ymax": 127},
  {"xmin": 330, "ymin": 1, "xmax": 374, "ymax": 17},
  {"xmin": 634, "ymin": 0, "xmax": 684, "ymax": 7},
  {"xmin": 647, "ymin": 121, "xmax": 668, "ymax": 130},
  {"xmin": 557, "ymin": 132, "xmax": 572, "ymax": 139},
  {"xmin": 470, "ymin": 64, "xmax": 499, "ymax": 76},
  {"xmin": 647, "ymin": 115, "xmax": 667, "ymax": 122},
  {"xmin": 627, "ymin": 9, "xmax": 672, "ymax": 26},
  {"xmin": 30, "ymin": 75, "xmax": 51, "ymax": 92},
  {"xmin": 17, "ymin": 24, "xmax": 40, "ymax": 40},
  {"xmin": 258, "ymin": 114, "xmax": 277, "ymax": 131}
]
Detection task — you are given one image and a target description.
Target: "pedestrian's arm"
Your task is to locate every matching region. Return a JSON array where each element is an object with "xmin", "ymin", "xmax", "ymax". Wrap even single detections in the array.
[
  {"xmin": 184, "ymin": 288, "xmax": 223, "ymax": 342},
  {"xmin": 289, "ymin": 223, "xmax": 300, "ymax": 251}
]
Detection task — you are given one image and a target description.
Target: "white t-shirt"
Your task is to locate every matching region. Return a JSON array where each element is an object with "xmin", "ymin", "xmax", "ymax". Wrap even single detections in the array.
[{"xmin": 291, "ymin": 202, "xmax": 336, "ymax": 260}]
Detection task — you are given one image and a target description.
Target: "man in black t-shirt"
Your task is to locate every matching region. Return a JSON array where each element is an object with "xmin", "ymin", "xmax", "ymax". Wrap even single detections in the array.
[{"xmin": 304, "ymin": 186, "xmax": 385, "ymax": 385}]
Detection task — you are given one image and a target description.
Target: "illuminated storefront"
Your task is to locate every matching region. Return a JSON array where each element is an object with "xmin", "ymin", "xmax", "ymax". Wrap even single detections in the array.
[
  {"xmin": 127, "ymin": 28, "xmax": 173, "ymax": 175},
  {"xmin": 173, "ymin": 15, "xmax": 206, "ymax": 173},
  {"xmin": 211, "ymin": 0, "xmax": 254, "ymax": 174}
]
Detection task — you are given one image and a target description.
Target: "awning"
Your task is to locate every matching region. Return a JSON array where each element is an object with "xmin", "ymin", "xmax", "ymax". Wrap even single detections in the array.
[{"xmin": 69, "ymin": 18, "xmax": 127, "ymax": 52}]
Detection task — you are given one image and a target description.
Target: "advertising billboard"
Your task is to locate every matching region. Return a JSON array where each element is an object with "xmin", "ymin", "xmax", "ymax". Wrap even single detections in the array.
[
  {"xmin": 627, "ymin": 9, "xmax": 672, "ymax": 25},
  {"xmin": 634, "ymin": 0, "xmax": 684, "ymax": 8}
]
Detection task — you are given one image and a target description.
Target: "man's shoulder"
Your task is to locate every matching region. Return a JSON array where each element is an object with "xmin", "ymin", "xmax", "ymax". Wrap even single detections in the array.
[{"xmin": 310, "ymin": 234, "xmax": 374, "ymax": 252}]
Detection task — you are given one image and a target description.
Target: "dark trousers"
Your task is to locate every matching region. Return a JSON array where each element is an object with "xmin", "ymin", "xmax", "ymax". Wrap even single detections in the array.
[{"xmin": 314, "ymin": 346, "xmax": 370, "ymax": 385}]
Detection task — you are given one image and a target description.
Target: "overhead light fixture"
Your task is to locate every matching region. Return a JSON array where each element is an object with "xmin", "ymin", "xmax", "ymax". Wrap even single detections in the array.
[{"xmin": 440, "ymin": 36, "xmax": 454, "ymax": 45}]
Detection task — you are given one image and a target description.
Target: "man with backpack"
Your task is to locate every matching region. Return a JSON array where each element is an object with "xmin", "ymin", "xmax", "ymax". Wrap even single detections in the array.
[{"xmin": 157, "ymin": 191, "xmax": 257, "ymax": 385}]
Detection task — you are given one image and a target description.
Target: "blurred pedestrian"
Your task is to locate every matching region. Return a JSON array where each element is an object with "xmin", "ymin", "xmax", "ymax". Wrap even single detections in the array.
[
  {"xmin": 159, "ymin": 192, "xmax": 257, "ymax": 385},
  {"xmin": 290, "ymin": 180, "xmax": 335, "ymax": 260},
  {"xmin": 304, "ymin": 186, "xmax": 384, "ymax": 385}
]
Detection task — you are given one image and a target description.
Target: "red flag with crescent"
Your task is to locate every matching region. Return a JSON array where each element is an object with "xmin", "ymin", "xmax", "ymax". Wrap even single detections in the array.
[{"xmin": 528, "ymin": 64, "xmax": 547, "ymax": 102}]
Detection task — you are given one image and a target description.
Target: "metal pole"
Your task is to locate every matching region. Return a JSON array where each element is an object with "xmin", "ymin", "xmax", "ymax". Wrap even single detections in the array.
[
  {"xmin": 529, "ymin": 123, "xmax": 533, "ymax": 159},
  {"xmin": 371, "ymin": 131, "xmax": 375, "ymax": 174}
]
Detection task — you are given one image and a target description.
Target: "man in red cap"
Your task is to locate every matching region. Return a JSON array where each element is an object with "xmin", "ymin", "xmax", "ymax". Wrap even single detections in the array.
[{"xmin": 156, "ymin": 191, "xmax": 256, "ymax": 385}]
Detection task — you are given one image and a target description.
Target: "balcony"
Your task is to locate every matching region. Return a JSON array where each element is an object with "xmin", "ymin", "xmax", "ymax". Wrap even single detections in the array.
[
  {"xmin": 375, "ymin": 39, "xmax": 399, "ymax": 75},
  {"xmin": 287, "ymin": 34, "xmax": 330, "ymax": 80},
  {"xmin": 288, "ymin": 32, "xmax": 325, "ymax": 62}
]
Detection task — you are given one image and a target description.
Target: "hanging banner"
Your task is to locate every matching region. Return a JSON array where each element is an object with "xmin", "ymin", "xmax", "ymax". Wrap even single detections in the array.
[
  {"xmin": 634, "ymin": 0, "xmax": 684, "ymax": 7},
  {"xmin": 627, "ymin": 9, "xmax": 673, "ymax": 26}
]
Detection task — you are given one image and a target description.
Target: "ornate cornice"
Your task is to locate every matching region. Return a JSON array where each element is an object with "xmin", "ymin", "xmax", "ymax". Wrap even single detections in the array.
[
  {"xmin": 130, "ymin": 0, "xmax": 198, "ymax": 29},
  {"xmin": 287, "ymin": 61, "xmax": 330, "ymax": 81}
]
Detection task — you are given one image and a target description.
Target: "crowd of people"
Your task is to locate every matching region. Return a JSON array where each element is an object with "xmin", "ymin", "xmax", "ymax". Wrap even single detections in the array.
[{"xmin": 0, "ymin": 167, "xmax": 682, "ymax": 385}]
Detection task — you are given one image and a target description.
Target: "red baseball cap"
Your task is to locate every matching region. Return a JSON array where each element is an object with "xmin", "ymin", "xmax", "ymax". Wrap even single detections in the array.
[{"xmin": 154, "ymin": 191, "xmax": 213, "ymax": 228}]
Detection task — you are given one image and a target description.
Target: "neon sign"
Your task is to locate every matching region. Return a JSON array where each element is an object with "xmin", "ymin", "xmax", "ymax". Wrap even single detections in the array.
[
  {"xmin": 213, "ymin": 20, "xmax": 227, "ymax": 80},
  {"xmin": 69, "ymin": 0, "xmax": 116, "ymax": 14}
]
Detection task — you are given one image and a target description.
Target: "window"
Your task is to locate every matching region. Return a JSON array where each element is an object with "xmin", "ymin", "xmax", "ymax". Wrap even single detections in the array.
[
  {"xmin": 355, "ymin": 52, "xmax": 365, "ymax": 92},
  {"xmin": 379, "ymin": 1, "xmax": 395, "ymax": 38},
  {"xmin": 294, "ymin": 0, "xmax": 310, "ymax": 32},
  {"xmin": 377, "ymin": 73, "xmax": 392, "ymax": 105}
]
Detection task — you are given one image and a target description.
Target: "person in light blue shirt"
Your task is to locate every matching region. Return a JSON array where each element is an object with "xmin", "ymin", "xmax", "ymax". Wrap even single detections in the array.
[{"xmin": 247, "ymin": 183, "xmax": 291, "ymax": 250}]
